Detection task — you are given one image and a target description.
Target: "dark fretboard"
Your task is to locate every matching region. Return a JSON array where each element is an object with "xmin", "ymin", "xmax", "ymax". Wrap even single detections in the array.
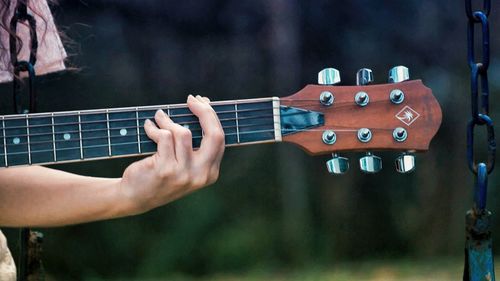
[{"xmin": 0, "ymin": 97, "xmax": 281, "ymax": 167}]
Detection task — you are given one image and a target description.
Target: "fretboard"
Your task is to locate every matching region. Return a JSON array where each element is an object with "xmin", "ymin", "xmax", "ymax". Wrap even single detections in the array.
[{"xmin": 0, "ymin": 97, "xmax": 282, "ymax": 168}]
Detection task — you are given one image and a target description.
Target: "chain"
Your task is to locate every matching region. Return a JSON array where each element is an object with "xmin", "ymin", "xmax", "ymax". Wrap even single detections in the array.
[
  {"xmin": 10, "ymin": 0, "xmax": 38, "ymax": 114},
  {"xmin": 9, "ymin": 1, "xmax": 44, "ymax": 281},
  {"xmin": 464, "ymin": 1, "xmax": 496, "ymax": 280}
]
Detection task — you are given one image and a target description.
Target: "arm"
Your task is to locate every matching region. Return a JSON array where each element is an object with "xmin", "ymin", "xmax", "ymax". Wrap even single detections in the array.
[{"xmin": 0, "ymin": 95, "xmax": 225, "ymax": 227}]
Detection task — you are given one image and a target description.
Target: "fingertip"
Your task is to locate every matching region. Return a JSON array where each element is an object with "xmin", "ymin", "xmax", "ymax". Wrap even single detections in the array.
[
  {"xmin": 155, "ymin": 109, "xmax": 165, "ymax": 118},
  {"xmin": 196, "ymin": 95, "xmax": 205, "ymax": 103}
]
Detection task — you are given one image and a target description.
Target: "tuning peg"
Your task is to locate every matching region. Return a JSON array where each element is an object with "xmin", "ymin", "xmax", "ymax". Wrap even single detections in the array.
[
  {"xmin": 359, "ymin": 152, "xmax": 382, "ymax": 174},
  {"xmin": 388, "ymin": 66, "xmax": 409, "ymax": 83},
  {"xmin": 395, "ymin": 153, "xmax": 415, "ymax": 173},
  {"xmin": 356, "ymin": 68, "xmax": 374, "ymax": 86},
  {"xmin": 318, "ymin": 68, "xmax": 341, "ymax": 85},
  {"xmin": 354, "ymin": 71, "xmax": 379, "ymax": 173},
  {"xmin": 326, "ymin": 153, "xmax": 349, "ymax": 175}
]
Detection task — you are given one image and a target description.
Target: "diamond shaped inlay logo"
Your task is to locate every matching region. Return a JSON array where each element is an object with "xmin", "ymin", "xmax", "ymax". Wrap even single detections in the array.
[{"xmin": 395, "ymin": 106, "xmax": 420, "ymax": 126}]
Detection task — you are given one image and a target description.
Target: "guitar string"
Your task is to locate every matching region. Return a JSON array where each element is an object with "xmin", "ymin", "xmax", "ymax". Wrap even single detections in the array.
[
  {"xmin": 3, "ymin": 116, "xmax": 277, "ymax": 140},
  {"xmin": 0, "ymin": 102, "xmax": 400, "ymax": 147},
  {"xmin": 0, "ymin": 103, "xmax": 339, "ymax": 142},
  {"xmin": 0, "ymin": 97, "xmax": 402, "ymax": 148},
  {"xmin": 0, "ymin": 98, "xmax": 392, "ymax": 131},
  {"xmin": 5, "ymin": 121, "xmax": 280, "ymax": 147},
  {"xmin": 0, "ymin": 127, "xmax": 385, "ymax": 159},
  {"xmin": 1, "ymin": 122, "xmax": 367, "ymax": 148}
]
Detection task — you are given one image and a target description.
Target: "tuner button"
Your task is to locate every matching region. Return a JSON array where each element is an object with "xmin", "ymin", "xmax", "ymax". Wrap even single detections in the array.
[
  {"xmin": 388, "ymin": 66, "xmax": 410, "ymax": 83},
  {"xmin": 356, "ymin": 68, "xmax": 374, "ymax": 86},
  {"xmin": 318, "ymin": 68, "xmax": 341, "ymax": 85},
  {"xmin": 359, "ymin": 152, "xmax": 382, "ymax": 174},
  {"xmin": 395, "ymin": 153, "xmax": 416, "ymax": 173},
  {"xmin": 326, "ymin": 153, "xmax": 349, "ymax": 175}
]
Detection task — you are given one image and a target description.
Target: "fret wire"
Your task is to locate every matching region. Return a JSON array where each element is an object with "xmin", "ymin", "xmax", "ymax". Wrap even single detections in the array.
[
  {"xmin": 2, "ymin": 117, "xmax": 6, "ymax": 166},
  {"xmin": 0, "ymin": 104, "xmax": 279, "ymax": 131},
  {"xmin": 51, "ymin": 113, "xmax": 57, "ymax": 162},
  {"xmin": 235, "ymin": 102, "xmax": 240, "ymax": 143},
  {"xmin": 135, "ymin": 107, "xmax": 141, "ymax": 154},
  {"xmin": 3, "ymin": 119, "xmax": 281, "ymax": 148},
  {"xmin": 78, "ymin": 111, "xmax": 83, "ymax": 159},
  {"xmin": 106, "ymin": 109, "xmax": 111, "ymax": 156},
  {"xmin": 0, "ymin": 128, "xmax": 281, "ymax": 157},
  {"xmin": 26, "ymin": 115, "xmax": 31, "ymax": 164}
]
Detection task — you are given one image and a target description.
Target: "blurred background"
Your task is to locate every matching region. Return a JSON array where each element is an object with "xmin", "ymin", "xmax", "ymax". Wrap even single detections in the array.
[{"xmin": 2, "ymin": 0, "xmax": 500, "ymax": 280}]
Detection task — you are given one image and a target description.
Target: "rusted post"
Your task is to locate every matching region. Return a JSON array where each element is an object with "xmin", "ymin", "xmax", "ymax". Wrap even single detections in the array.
[{"xmin": 463, "ymin": 210, "xmax": 495, "ymax": 281}]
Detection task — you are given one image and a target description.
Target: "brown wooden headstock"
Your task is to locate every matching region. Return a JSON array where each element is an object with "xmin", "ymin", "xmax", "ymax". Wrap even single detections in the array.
[{"xmin": 280, "ymin": 80, "xmax": 442, "ymax": 155}]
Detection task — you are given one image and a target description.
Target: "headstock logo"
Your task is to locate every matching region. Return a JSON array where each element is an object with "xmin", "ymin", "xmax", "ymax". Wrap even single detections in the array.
[{"xmin": 395, "ymin": 106, "xmax": 420, "ymax": 126}]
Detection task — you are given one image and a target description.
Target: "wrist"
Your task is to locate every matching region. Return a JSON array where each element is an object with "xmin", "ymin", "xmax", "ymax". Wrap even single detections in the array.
[{"xmin": 114, "ymin": 177, "xmax": 152, "ymax": 217}]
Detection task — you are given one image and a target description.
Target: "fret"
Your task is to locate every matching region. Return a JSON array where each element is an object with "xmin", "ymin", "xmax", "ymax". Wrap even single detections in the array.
[
  {"xmin": 81, "ymin": 112, "xmax": 108, "ymax": 159},
  {"xmin": 4, "ymin": 117, "xmax": 29, "ymax": 166},
  {"xmin": 78, "ymin": 112, "xmax": 83, "ymax": 159},
  {"xmin": 54, "ymin": 113, "xmax": 81, "ymax": 161},
  {"xmin": 212, "ymin": 104, "xmax": 237, "ymax": 146},
  {"xmin": 25, "ymin": 115, "xmax": 31, "ymax": 164},
  {"xmin": 237, "ymin": 101, "xmax": 275, "ymax": 143},
  {"xmin": 170, "ymin": 106, "xmax": 202, "ymax": 147},
  {"xmin": 137, "ymin": 109, "xmax": 157, "ymax": 153},
  {"xmin": 51, "ymin": 113, "xmax": 56, "ymax": 162},
  {"xmin": 29, "ymin": 114, "xmax": 55, "ymax": 164},
  {"xmin": 109, "ymin": 110, "xmax": 139, "ymax": 156},
  {"xmin": 0, "ymin": 117, "xmax": 5, "ymax": 167},
  {"xmin": 272, "ymin": 97, "xmax": 282, "ymax": 141},
  {"xmin": 135, "ymin": 108, "xmax": 141, "ymax": 153},
  {"xmin": 234, "ymin": 103, "xmax": 240, "ymax": 144},
  {"xmin": 106, "ymin": 110, "xmax": 111, "ymax": 156}
]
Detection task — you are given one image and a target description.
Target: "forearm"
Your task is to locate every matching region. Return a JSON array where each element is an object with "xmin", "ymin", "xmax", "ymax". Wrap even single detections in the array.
[{"xmin": 0, "ymin": 166, "xmax": 133, "ymax": 227}]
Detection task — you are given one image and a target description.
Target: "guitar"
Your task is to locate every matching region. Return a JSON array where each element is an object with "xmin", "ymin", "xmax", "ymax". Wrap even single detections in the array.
[{"xmin": 0, "ymin": 66, "xmax": 441, "ymax": 174}]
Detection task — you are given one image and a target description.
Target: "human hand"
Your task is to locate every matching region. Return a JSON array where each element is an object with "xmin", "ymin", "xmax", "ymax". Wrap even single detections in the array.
[{"xmin": 119, "ymin": 95, "xmax": 225, "ymax": 214}]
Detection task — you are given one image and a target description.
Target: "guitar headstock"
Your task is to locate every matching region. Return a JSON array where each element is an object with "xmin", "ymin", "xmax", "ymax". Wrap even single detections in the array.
[{"xmin": 280, "ymin": 66, "xmax": 442, "ymax": 174}]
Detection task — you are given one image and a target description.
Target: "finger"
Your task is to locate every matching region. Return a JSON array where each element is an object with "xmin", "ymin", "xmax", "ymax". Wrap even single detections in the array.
[
  {"xmin": 202, "ymin": 97, "xmax": 210, "ymax": 103},
  {"xmin": 144, "ymin": 119, "xmax": 176, "ymax": 163},
  {"xmin": 154, "ymin": 109, "xmax": 193, "ymax": 168},
  {"xmin": 187, "ymin": 95, "xmax": 225, "ymax": 164},
  {"xmin": 154, "ymin": 108, "xmax": 174, "ymax": 129}
]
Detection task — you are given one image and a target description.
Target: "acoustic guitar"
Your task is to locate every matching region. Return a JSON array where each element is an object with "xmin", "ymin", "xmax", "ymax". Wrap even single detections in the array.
[{"xmin": 0, "ymin": 66, "xmax": 441, "ymax": 174}]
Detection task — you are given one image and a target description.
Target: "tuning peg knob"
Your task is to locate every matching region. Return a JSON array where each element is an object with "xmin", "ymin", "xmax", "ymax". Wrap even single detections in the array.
[
  {"xmin": 395, "ymin": 153, "xmax": 415, "ymax": 173},
  {"xmin": 326, "ymin": 153, "xmax": 349, "ymax": 175},
  {"xmin": 356, "ymin": 68, "xmax": 374, "ymax": 86},
  {"xmin": 318, "ymin": 68, "xmax": 341, "ymax": 85},
  {"xmin": 359, "ymin": 152, "xmax": 382, "ymax": 173},
  {"xmin": 388, "ymin": 66, "xmax": 409, "ymax": 83}
]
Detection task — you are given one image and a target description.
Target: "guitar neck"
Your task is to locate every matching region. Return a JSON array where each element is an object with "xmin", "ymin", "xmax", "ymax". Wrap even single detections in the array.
[{"xmin": 0, "ymin": 97, "xmax": 283, "ymax": 168}]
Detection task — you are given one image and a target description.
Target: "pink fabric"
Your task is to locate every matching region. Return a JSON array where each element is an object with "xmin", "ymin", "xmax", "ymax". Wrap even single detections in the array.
[{"xmin": 0, "ymin": 0, "xmax": 67, "ymax": 83}]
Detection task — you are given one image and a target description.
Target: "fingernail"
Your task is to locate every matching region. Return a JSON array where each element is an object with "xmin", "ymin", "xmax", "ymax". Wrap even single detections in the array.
[{"xmin": 144, "ymin": 119, "xmax": 151, "ymax": 125}]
